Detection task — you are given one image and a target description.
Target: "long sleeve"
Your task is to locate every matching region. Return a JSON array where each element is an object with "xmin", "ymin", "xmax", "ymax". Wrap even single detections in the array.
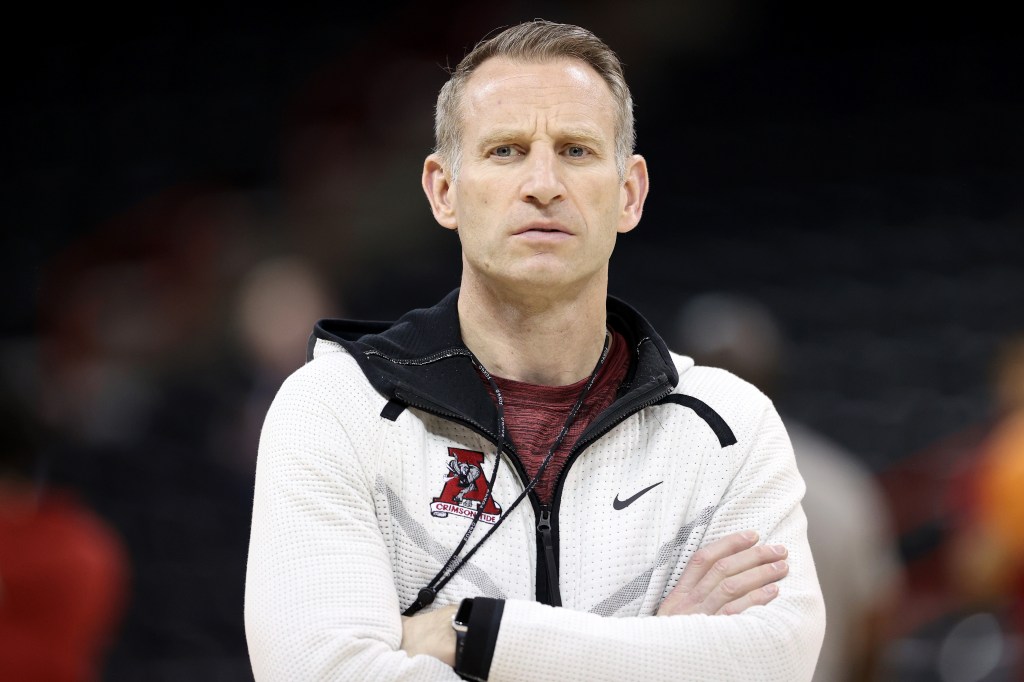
[
  {"xmin": 243, "ymin": 365, "xmax": 461, "ymax": 681},
  {"xmin": 483, "ymin": 404, "xmax": 825, "ymax": 682}
]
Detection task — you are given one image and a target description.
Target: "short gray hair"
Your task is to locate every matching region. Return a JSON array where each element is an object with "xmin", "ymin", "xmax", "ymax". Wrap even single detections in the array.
[{"xmin": 434, "ymin": 20, "xmax": 635, "ymax": 178}]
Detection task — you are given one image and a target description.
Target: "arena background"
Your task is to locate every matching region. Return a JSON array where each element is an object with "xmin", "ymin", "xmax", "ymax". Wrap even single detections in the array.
[{"xmin": 4, "ymin": 1, "xmax": 1021, "ymax": 680}]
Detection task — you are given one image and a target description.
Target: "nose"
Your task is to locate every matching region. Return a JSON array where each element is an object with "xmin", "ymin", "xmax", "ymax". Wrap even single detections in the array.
[{"xmin": 520, "ymin": 147, "xmax": 565, "ymax": 206}]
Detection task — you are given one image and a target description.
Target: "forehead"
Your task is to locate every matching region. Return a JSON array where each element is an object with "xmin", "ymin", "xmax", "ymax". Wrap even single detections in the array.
[{"xmin": 460, "ymin": 57, "xmax": 617, "ymax": 137}]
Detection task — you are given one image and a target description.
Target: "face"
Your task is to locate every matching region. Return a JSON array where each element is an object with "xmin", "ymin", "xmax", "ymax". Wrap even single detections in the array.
[{"xmin": 423, "ymin": 57, "xmax": 648, "ymax": 297}]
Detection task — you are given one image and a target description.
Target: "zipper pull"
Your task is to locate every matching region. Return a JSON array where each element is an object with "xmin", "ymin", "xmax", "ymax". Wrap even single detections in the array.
[{"xmin": 537, "ymin": 509, "xmax": 552, "ymax": 534}]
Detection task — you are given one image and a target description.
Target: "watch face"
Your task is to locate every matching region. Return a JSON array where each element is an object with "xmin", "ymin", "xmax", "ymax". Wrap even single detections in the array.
[{"xmin": 454, "ymin": 598, "xmax": 474, "ymax": 626}]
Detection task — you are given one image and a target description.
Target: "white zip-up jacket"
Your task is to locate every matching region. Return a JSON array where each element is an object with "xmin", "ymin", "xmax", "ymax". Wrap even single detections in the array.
[{"xmin": 244, "ymin": 289, "xmax": 825, "ymax": 681}]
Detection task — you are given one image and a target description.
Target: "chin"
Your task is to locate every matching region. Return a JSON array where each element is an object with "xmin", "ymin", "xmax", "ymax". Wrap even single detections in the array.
[{"xmin": 500, "ymin": 269, "xmax": 593, "ymax": 299}]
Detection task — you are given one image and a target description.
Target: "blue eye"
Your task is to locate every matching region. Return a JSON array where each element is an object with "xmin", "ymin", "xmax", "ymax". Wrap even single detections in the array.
[
  {"xmin": 494, "ymin": 146, "xmax": 513, "ymax": 157},
  {"xmin": 566, "ymin": 146, "xmax": 587, "ymax": 158}
]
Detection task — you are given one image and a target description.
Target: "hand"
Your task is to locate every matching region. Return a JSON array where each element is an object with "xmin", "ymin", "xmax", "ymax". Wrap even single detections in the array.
[
  {"xmin": 657, "ymin": 530, "xmax": 788, "ymax": 616},
  {"xmin": 400, "ymin": 604, "xmax": 458, "ymax": 666}
]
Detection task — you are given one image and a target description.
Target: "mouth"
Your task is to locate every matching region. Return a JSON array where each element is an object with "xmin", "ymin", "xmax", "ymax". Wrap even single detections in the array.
[{"xmin": 513, "ymin": 222, "xmax": 572, "ymax": 236}]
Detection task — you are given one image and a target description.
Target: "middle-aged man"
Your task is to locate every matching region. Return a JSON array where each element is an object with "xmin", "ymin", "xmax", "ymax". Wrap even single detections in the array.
[{"xmin": 245, "ymin": 19, "xmax": 825, "ymax": 681}]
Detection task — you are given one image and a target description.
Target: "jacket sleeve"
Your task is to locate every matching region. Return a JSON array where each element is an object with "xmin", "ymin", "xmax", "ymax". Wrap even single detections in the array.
[
  {"xmin": 243, "ymin": 365, "xmax": 462, "ymax": 682},
  {"xmin": 482, "ymin": 402, "xmax": 826, "ymax": 682}
]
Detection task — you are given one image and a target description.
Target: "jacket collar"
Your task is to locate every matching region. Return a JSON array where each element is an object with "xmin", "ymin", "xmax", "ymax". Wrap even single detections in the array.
[{"xmin": 310, "ymin": 288, "xmax": 679, "ymax": 441}]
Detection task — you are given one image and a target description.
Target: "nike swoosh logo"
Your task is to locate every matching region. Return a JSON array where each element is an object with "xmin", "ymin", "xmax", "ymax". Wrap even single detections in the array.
[{"xmin": 613, "ymin": 481, "xmax": 663, "ymax": 510}]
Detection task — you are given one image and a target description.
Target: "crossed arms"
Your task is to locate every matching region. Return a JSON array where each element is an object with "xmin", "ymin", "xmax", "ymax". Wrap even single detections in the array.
[{"xmin": 403, "ymin": 530, "xmax": 792, "ymax": 664}]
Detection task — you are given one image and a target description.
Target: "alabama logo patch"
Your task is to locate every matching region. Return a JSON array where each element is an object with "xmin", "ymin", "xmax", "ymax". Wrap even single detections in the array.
[{"xmin": 431, "ymin": 447, "xmax": 502, "ymax": 525}]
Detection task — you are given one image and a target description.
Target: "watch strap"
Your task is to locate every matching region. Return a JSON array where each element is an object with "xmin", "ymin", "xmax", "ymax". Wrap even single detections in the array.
[
  {"xmin": 453, "ymin": 597, "xmax": 504, "ymax": 682},
  {"xmin": 452, "ymin": 598, "xmax": 472, "ymax": 673}
]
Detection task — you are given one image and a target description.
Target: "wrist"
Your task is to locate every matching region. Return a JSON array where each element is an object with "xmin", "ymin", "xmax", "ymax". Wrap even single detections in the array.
[{"xmin": 450, "ymin": 597, "xmax": 504, "ymax": 681}]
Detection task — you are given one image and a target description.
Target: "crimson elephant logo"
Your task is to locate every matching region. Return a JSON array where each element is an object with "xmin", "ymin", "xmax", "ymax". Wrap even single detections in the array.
[{"xmin": 431, "ymin": 448, "xmax": 502, "ymax": 524}]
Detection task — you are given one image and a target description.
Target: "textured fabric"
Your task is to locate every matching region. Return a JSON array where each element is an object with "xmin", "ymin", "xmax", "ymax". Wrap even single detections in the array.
[
  {"xmin": 481, "ymin": 328, "xmax": 630, "ymax": 505},
  {"xmin": 244, "ymin": 292, "xmax": 825, "ymax": 681}
]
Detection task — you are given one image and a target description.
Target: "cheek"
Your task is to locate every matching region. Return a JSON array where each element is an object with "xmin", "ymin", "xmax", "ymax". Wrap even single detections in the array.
[
  {"xmin": 587, "ymin": 194, "xmax": 622, "ymax": 233},
  {"xmin": 460, "ymin": 184, "xmax": 491, "ymax": 211}
]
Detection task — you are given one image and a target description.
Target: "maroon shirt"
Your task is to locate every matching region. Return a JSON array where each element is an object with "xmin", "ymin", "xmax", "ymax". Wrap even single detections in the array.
[{"xmin": 479, "ymin": 329, "xmax": 631, "ymax": 505}]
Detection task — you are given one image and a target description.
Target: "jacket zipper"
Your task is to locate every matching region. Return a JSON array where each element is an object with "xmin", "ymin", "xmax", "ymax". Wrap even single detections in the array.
[
  {"xmin": 396, "ymin": 386, "xmax": 557, "ymax": 603},
  {"xmin": 537, "ymin": 376, "xmax": 673, "ymax": 606},
  {"xmin": 536, "ymin": 508, "xmax": 560, "ymax": 606},
  {"xmin": 396, "ymin": 376, "xmax": 672, "ymax": 607}
]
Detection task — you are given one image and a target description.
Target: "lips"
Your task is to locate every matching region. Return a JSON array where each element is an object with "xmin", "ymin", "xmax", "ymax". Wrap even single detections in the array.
[{"xmin": 513, "ymin": 222, "xmax": 572, "ymax": 236}]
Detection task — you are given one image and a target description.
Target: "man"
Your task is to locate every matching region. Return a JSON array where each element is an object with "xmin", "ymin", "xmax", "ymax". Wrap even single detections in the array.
[{"xmin": 245, "ymin": 20, "xmax": 824, "ymax": 681}]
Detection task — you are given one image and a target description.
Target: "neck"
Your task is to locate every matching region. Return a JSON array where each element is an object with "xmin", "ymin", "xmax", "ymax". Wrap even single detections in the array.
[{"xmin": 458, "ymin": 277, "xmax": 610, "ymax": 386}]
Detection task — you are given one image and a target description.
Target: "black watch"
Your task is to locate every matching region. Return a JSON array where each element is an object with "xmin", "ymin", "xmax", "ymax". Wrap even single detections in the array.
[{"xmin": 451, "ymin": 597, "xmax": 474, "ymax": 673}]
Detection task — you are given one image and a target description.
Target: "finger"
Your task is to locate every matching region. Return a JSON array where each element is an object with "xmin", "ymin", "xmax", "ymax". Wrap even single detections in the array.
[
  {"xmin": 689, "ymin": 543, "xmax": 787, "ymax": 605},
  {"xmin": 658, "ymin": 530, "xmax": 759, "ymax": 615},
  {"xmin": 700, "ymin": 556, "xmax": 789, "ymax": 615},
  {"xmin": 660, "ymin": 540, "xmax": 789, "ymax": 616},
  {"xmin": 717, "ymin": 581, "xmax": 781, "ymax": 616},
  {"xmin": 675, "ymin": 530, "xmax": 760, "ymax": 593}
]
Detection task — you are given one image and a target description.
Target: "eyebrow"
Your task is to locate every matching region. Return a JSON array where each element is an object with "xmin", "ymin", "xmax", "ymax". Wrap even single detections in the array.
[{"xmin": 475, "ymin": 127, "xmax": 609, "ymax": 152}]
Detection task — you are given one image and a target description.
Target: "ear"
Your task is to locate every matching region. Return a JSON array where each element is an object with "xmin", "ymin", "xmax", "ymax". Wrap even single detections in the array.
[
  {"xmin": 422, "ymin": 154, "xmax": 458, "ymax": 230},
  {"xmin": 617, "ymin": 154, "xmax": 649, "ymax": 234}
]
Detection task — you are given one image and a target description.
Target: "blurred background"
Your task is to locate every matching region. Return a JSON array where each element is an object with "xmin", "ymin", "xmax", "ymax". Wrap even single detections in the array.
[{"xmin": 3, "ymin": 1, "xmax": 1021, "ymax": 680}]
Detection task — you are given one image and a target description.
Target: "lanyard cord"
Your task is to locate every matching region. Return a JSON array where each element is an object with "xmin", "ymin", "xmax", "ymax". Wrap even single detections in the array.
[{"xmin": 402, "ymin": 331, "xmax": 612, "ymax": 616}]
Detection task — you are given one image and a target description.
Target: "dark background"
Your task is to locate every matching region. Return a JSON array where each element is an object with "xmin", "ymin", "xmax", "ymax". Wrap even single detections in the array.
[{"xmin": 4, "ymin": 1, "xmax": 1021, "ymax": 679}]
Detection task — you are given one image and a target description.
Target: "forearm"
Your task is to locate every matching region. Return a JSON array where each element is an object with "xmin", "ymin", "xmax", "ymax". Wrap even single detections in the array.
[
  {"xmin": 246, "ymin": 618, "xmax": 460, "ymax": 682},
  {"xmin": 488, "ymin": 596, "xmax": 822, "ymax": 682}
]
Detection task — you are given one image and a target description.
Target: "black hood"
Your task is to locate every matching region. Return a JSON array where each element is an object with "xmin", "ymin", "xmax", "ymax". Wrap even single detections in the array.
[{"xmin": 309, "ymin": 288, "xmax": 680, "ymax": 444}]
